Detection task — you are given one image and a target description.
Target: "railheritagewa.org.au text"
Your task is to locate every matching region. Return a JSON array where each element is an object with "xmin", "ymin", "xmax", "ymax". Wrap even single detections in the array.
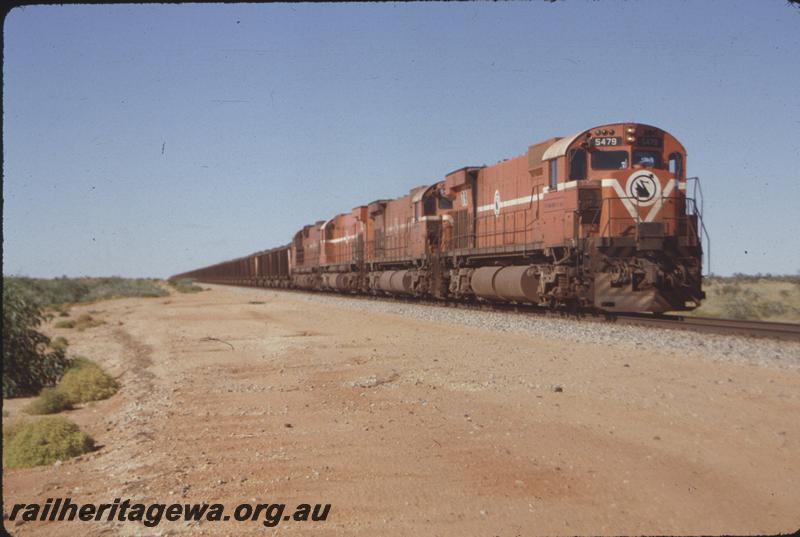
[{"xmin": 8, "ymin": 498, "xmax": 331, "ymax": 528}]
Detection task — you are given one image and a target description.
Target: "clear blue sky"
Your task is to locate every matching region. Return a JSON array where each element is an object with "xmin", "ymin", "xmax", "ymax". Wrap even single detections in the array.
[{"xmin": 3, "ymin": 2, "xmax": 799, "ymax": 278}]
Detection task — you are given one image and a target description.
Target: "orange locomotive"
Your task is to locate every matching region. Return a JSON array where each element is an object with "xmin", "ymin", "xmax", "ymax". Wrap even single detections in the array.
[{"xmin": 172, "ymin": 123, "xmax": 707, "ymax": 313}]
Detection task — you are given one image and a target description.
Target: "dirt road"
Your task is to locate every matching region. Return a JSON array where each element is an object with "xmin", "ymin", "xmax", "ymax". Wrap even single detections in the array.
[{"xmin": 3, "ymin": 285, "xmax": 799, "ymax": 536}]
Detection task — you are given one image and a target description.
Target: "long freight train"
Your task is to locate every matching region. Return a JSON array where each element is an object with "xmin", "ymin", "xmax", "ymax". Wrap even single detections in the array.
[{"xmin": 171, "ymin": 122, "xmax": 707, "ymax": 313}]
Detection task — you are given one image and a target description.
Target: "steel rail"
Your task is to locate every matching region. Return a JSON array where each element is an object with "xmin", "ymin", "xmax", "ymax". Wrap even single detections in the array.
[{"xmin": 608, "ymin": 313, "xmax": 800, "ymax": 341}]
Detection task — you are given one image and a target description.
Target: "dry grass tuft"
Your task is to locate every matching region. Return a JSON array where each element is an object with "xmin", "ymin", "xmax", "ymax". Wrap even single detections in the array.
[
  {"xmin": 2, "ymin": 416, "xmax": 94, "ymax": 468},
  {"xmin": 57, "ymin": 357, "xmax": 119, "ymax": 404},
  {"xmin": 24, "ymin": 388, "xmax": 74, "ymax": 415}
]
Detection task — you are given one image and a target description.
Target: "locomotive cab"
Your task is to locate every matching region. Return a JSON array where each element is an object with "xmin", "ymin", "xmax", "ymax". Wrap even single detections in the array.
[{"xmin": 543, "ymin": 123, "xmax": 704, "ymax": 312}]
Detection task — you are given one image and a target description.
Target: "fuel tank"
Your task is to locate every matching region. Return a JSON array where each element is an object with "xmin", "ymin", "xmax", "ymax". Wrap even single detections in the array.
[{"xmin": 470, "ymin": 265, "xmax": 540, "ymax": 303}]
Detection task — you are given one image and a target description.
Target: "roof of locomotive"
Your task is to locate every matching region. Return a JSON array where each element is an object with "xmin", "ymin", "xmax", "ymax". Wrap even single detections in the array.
[{"xmin": 541, "ymin": 122, "xmax": 684, "ymax": 161}]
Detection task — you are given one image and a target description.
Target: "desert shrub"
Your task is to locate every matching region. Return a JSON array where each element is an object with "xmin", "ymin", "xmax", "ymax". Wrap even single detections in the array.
[
  {"xmin": 24, "ymin": 387, "xmax": 74, "ymax": 415},
  {"xmin": 4, "ymin": 276, "xmax": 168, "ymax": 308},
  {"xmin": 52, "ymin": 303, "xmax": 71, "ymax": 317},
  {"xmin": 57, "ymin": 358, "xmax": 119, "ymax": 404},
  {"xmin": 726, "ymin": 298, "xmax": 761, "ymax": 320},
  {"xmin": 717, "ymin": 284, "xmax": 740, "ymax": 296},
  {"xmin": 81, "ymin": 277, "xmax": 168, "ymax": 301},
  {"xmin": 707, "ymin": 273, "xmax": 800, "ymax": 285},
  {"xmin": 3, "ymin": 419, "xmax": 24, "ymax": 442},
  {"xmin": 54, "ymin": 313, "xmax": 105, "ymax": 332},
  {"xmin": 51, "ymin": 337, "xmax": 69, "ymax": 352},
  {"xmin": 3, "ymin": 416, "xmax": 94, "ymax": 468},
  {"xmin": 2, "ymin": 282, "xmax": 70, "ymax": 397},
  {"xmin": 9, "ymin": 277, "xmax": 90, "ymax": 306},
  {"xmin": 756, "ymin": 300, "xmax": 788, "ymax": 318},
  {"xmin": 168, "ymin": 279, "xmax": 203, "ymax": 293},
  {"xmin": 74, "ymin": 313, "xmax": 104, "ymax": 332},
  {"xmin": 694, "ymin": 274, "xmax": 800, "ymax": 322},
  {"xmin": 741, "ymin": 288, "xmax": 759, "ymax": 300}
]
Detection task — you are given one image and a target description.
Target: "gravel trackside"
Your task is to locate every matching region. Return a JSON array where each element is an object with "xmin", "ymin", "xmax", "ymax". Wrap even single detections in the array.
[{"xmin": 276, "ymin": 289, "xmax": 800, "ymax": 370}]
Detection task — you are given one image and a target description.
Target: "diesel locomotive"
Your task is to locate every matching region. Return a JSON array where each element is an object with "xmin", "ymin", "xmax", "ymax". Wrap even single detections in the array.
[{"xmin": 171, "ymin": 123, "xmax": 707, "ymax": 313}]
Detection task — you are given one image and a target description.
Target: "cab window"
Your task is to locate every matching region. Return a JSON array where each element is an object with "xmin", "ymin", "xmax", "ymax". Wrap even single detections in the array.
[
  {"xmin": 668, "ymin": 152, "xmax": 683, "ymax": 178},
  {"xmin": 549, "ymin": 159, "xmax": 558, "ymax": 189},
  {"xmin": 633, "ymin": 150, "xmax": 662, "ymax": 168},
  {"xmin": 424, "ymin": 196, "xmax": 436, "ymax": 215},
  {"xmin": 591, "ymin": 150, "xmax": 628, "ymax": 170},
  {"xmin": 568, "ymin": 148, "xmax": 587, "ymax": 181},
  {"xmin": 438, "ymin": 196, "xmax": 453, "ymax": 210}
]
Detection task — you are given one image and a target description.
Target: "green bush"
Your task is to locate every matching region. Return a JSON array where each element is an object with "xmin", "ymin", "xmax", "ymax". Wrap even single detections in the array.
[
  {"xmin": 57, "ymin": 358, "xmax": 119, "ymax": 403},
  {"xmin": 24, "ymin": 387, "xmax": 74, "ymax": 415},
  {"xmin": 4, "ymin": 276, "xmax": 168, "ymax": 308},
  {"xmin": 2, "ymin": 282, "xmax": 70, "ymax": 397},
  {"xmin": 10, "ymin": 277, "xmax": 90, "ymax": 307},
  {"xmin": 3, "ymin": 416, "xmax": 94, "ymax": 468},
  {"xmin": 168, "ymin": 279, "xmax": 203, "ymax": 293},
  {"xmin": 82, "ymin": 277, "xmax": 168, "ymax": 301}
]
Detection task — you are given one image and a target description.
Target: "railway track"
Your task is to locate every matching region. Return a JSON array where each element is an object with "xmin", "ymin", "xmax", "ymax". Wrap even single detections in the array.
[
  {"xmin": 221, "ymin": 284, "xmax": 800, "ymax": 342},
  {"xmin": 462, "ymin": 298, "xmax": 800, "ymax": 341},
  {"xmin": 610, "ymin": 313, "xmax": 800, "ymax": 341}
]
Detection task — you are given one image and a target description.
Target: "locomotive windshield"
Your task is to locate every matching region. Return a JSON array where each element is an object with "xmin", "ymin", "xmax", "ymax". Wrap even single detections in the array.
[
  {"xmin": 591, "ymin": 150, "xmax": 628, "ymax": 170},
  {"xmin": 633, "ymin": 150, "xmax": 662, "ymax": 168}
]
